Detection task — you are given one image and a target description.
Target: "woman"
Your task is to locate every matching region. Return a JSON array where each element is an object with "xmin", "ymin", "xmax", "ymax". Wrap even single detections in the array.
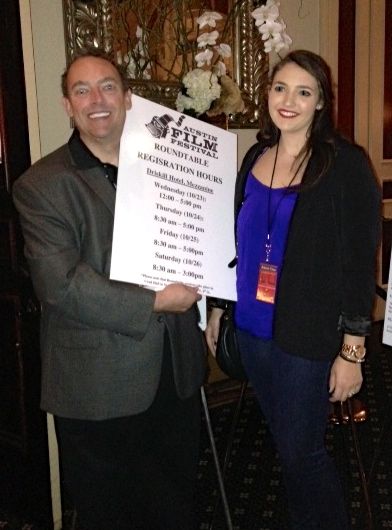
[{"xmin": 205, "ymin": 50, "xmax": 380, "ymax": 529}]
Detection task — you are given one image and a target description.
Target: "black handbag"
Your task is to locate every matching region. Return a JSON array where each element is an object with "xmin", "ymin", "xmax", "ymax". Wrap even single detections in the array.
[{"xmin": 216, "ymin": 305, "xmax": 247, "ymax": 381}]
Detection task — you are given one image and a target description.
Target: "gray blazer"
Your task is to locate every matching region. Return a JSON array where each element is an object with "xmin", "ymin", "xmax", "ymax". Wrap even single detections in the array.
[{"xmin": 13, "ymin": 144, "xmax": 206, "ymax": 420}]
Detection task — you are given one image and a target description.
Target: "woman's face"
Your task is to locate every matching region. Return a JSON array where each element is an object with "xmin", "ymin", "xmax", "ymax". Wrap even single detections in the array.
[{"xmin": 268, "ymin": 62, "xmax": 322, "ymax": 139}]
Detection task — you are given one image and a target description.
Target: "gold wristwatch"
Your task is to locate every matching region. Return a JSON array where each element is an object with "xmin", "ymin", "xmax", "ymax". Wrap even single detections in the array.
[{"xmin": 339, "ymin": 343, "xmax": 366, "ymax": 363}]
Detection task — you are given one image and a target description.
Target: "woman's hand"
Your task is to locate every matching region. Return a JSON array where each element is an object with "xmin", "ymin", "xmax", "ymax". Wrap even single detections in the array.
[
  {"xmin": 329, "ymin": 355, "xmax": 363, "ymax": 402},
  {"xmin": 205, "ymin": 307, "xmax": 225, "ymax": 356}
]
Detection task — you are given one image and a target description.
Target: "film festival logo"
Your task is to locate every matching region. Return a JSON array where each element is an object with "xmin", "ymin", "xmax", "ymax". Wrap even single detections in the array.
[
  {"xmin": 145, "ymin": 114, "xmax": 185, "ymax": 139},
  {"xmin": 145, "ymin": 113, "xmax": 218, "ymax": 159}
]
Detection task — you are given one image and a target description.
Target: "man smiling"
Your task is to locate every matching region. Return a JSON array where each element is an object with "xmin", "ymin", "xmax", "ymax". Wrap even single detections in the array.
[
  {"xmin": 13, "ymin": 48, "xmax": 206, "ymax": 530},
  {"xmin": 61, "ymin": 53, "xmax": 132, "ymax": 161}
]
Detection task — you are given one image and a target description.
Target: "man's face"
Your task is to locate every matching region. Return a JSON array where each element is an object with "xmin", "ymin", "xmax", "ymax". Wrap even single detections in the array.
[{"xmin": 63, "ymin": 56, "xmax": 132, "ymax": 148}]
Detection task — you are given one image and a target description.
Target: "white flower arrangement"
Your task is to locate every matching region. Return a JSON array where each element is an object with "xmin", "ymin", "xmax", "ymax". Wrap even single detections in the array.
[
  {"xmin": 251, "ymin": 0, "xmax": 292, "ymax": 55},
  {"xmin": 175, "ymin": 3, "xmax": 292, "ymax": 118},
  {"xmin": 117, "ymin": 1, "xmax": 292, "ymax": 118},
  {"xmin": 175, "ymin": 69, "xmax": 221, "ymax": 116},
  {"xmin": 175, "ymin": 11, "xmax": 244, "ymax": 117}
]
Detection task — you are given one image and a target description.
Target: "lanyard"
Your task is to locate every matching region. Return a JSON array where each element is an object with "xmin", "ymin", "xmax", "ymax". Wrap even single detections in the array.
[{"xmin": 265, "ymin": 139, "xmax": 301, "ymax": 262}]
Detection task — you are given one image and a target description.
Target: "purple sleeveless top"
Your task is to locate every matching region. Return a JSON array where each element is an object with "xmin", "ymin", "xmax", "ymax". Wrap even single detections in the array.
[{"xmin": 234, "ymin": 171, "xmax": 298, "ymax": 339}]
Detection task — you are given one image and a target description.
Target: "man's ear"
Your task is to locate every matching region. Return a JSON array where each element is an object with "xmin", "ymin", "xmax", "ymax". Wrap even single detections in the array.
[
  {"xmin": 62, "ymin": 97, "xmax": 73, "ymax": 118},
  {"xmin": 125, "ymin": 89, "xmax": 132, "ymax": 111}
]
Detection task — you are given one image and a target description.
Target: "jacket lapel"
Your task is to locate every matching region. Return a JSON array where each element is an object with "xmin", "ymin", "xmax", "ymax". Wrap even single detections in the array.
[
  {"xmin": 77, "ymin": 166, "xmax": 116, "ymax": 215},
  {"xmin": 66, "ymin": 134, "xmax": 116, "ymax": 215}
]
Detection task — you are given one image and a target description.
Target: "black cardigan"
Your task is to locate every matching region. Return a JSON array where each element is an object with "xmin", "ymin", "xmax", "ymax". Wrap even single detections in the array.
[{"xmin": 232, "ymin": 137, "xmax": 381, "ymax": 361}]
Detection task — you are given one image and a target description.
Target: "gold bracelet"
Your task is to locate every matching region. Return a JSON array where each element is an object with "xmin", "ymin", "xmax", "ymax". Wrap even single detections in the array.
[{"xmin": 339, "ymin": 343, "xmax": 366, "ymax": 364}]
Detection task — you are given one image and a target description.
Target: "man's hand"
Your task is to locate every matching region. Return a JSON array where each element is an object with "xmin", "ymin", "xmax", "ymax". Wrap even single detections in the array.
[{"xmin": 153, "ymin": 283, "xmax": 201, "ymax": 313}]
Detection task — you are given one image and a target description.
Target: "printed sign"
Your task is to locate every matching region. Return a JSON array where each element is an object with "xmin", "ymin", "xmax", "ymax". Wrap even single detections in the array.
[
  {"xmin": 382, "ymin": 251, "xmax": 392, "ymax": 345},
  {"xmin": 110, "ymin": 95, "xmax": 237, "ymax": 301}
]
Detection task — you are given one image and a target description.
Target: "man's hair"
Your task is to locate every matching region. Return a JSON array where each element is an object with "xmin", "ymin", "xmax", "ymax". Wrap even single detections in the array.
[{"xmin": 61, "ymin": 47, "xmax": 130, "ymax": 96}]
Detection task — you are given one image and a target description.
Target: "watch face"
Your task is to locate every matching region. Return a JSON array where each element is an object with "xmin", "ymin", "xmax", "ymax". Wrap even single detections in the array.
[{"xmin": 354, "ymin": 347, "xmax": 366, "ymax": 359}]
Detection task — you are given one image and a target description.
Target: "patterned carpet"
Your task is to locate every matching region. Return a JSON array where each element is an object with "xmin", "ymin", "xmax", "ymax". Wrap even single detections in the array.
[
  {"xmin": 1, "ymin": 325, "xmax": 391, "ymax": 529},
  {"xmin": 198, "ymin": 325, "xmax": 392, "ymax": 530}
]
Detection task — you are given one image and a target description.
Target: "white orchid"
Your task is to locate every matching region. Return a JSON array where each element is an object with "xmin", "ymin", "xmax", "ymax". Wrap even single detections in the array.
[
  {"xmin": 195, "ymin": 49, "xmax": 214, "ymax": 67},
  {"xmin": 252, "ymin": 0, "xmax": 292, "ymax": 55},
  {"xmin": 197, "ymin": 30, "xmax": 219, "ymax": 48},
  {"xmin": 264, "ymin": 36, "xmax": 278, "ymax": 54},
  {"xmin": 196, "ymin": 11, "xmax": 223, "ymax": 29},
  {"xmin": 213, "ymin": 61, "xmax": 227, "ymax": 77},
  {"xmin": 276, "ymin": 32, "xmax": 293, "ymax": 52},
  {"xmin": 215, "ymin": 43, "xmax": 232, "ymax": 59},
  {"xmin": 259, "ymin": 20, "xmax": 284, "ymax": 39},
  {"xmin": 266, "ymin": 26, "xmax": 292, "ymax": 53},
  {"xmin": 252, "ymin": 0, "xmax": 280, "ymax": 26}
]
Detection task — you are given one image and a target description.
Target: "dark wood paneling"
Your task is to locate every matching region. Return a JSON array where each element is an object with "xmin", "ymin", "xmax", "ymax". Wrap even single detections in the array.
[
  {"xmin": 0, "ymin": 0, "xmax": 53, "ymax": 527},
  {"xmin": 0, "ymin": 0, "xmax": 31, "ymax": 191},
  {"xmin": 382, "ymin": 218, "xmax": 392, "ymax": 284},
  {"xmin": 0, "ymin": 295, "xmax": 26, "ymax": 446},
  {"xmin": 337, "ymin": 0, "xmax": 356, "ymax": 141},
  {"xmin": 384, "ymin": 0, "xmax": 392, "ymax": 159}
]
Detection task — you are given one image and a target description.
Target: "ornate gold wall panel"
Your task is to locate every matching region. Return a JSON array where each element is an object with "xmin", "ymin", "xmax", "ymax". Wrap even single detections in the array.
[{"xmin": 62, "ymin": 0, "xmax": 268, "ymax": 128}]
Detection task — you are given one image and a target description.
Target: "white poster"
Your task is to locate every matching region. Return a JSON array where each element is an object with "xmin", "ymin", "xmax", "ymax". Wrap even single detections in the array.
[
  {"xmin": 382, "ymin": 250, "xmax": 392, "ymax": 345},
  {"xmin": 110, "ymin": 95, "xmax": 237, "ymax": 301}
]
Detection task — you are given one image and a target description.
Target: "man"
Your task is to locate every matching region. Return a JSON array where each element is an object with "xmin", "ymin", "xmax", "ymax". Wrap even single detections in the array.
[{"xmin": 13, "ymin": 48, "xmax": 206, "ymax": 530}]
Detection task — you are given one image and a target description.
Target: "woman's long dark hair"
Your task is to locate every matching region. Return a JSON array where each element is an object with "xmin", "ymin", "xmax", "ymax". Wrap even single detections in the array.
[{"xmin": 258, "ymin": 50, "xmax": 338, "ymax": 187}]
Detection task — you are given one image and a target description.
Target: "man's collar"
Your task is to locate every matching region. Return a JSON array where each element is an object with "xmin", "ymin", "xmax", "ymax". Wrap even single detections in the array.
[
  {"xmin": 68, "ymin": 129, "xmax": 118, "ymax": 188},
  {"xmin": 68, "ymin": 129, "xmax": 103, "ymax": 169}
]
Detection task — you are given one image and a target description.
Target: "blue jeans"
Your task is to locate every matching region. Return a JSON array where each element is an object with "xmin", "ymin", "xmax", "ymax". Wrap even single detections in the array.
[{"xmin": 237, "ymin": 330, "xmax": 350, "ymax": 530}]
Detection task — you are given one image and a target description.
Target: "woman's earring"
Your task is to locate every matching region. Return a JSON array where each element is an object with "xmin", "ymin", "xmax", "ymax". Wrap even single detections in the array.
[{"xmin": 316, "ymin": 104, "xmax": 323, "ymax": 110}]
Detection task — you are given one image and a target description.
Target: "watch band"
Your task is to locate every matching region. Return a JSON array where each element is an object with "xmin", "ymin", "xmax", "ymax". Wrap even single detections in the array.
[{"xmin": 339, "ymin": 343, "xmax": 366, "ymax": 364}]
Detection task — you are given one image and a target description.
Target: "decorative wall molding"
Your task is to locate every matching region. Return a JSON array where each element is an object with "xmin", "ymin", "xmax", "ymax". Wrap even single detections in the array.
[{"xmin": 62, "ymin": 0, "xmax": 268, "ymax": 128}]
